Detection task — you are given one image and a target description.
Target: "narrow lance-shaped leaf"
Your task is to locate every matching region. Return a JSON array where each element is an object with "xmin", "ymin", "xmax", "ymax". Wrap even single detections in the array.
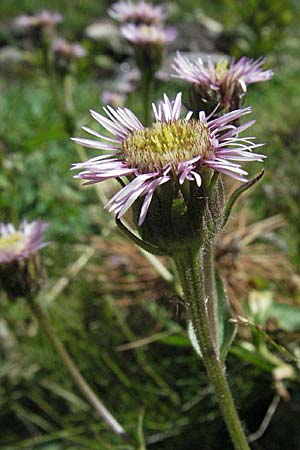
[
  {"xmin": 215, "ymin": 270, "xmax": 237, "ymax": 362},
  {"xmin": 222, "ymin": 170, "xmax": 264, "ymax": 228}
]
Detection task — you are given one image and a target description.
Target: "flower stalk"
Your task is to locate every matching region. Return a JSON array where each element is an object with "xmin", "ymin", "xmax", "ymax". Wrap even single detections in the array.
[
  {"xmin": 174, "ymin": 246, "xmax": 251, "ymax": 450},
  {"xmin": 25, "ymin": 294, "xmax": 127, "ymax": 438},
  {"xmin": 71, "ymin": 91, "xmax": 268, "ymax": 448},
  {"xmin": 203, "ymin": 239, "xmax": 218, "ymax": 355}
]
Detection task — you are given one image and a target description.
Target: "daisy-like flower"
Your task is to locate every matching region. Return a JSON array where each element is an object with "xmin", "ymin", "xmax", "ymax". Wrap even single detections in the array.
[
  {"xmin": 172, "ymin": 52, "xmax": 273, "ymax": 92},
  {"xmin": 0, "ymin": 221, "xmax": 47, "ymax": 264},
  {"xmin": 172, "ymin": 52, "xmax": 273, "ymax": 112},
  {"xmin": 14, "ymin": 10, "xmax": 62, "ymax": 31},
  {"xmin": 121, "ymin": 23, "xmax": 176, "ymax": 81},
  {"xmin": 0, "ymin": 221, "xmax": 48, "ymax": 299},
  {"xmin": 121, "ymin": 23, "xmax": 176, "ymax": 45},
  {"xmin": 109, "ymin": 0, "xmax": 167, "ymax": 25},
  {"xmin": 52, "ymin": 38, "xmax": 86, "ymax": 61},
  {"xmin": 72, "ymin": 93, "xmax": 265, "ymax": 228}
]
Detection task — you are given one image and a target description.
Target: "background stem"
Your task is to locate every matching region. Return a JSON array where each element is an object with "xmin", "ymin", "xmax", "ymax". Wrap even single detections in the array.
[
  {"xmin": 25, "ymin": 294, "xmax": 127, "ymax": 438},
  {"xmin": 141, "ymin": 72, "xmax": 153, "ymax": 127}
]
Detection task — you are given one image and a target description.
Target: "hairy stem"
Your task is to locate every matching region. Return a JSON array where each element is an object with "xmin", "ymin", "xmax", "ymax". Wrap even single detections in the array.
[
  {"xmin": 204, "ymin": 240, "xmax": 218, "ymax": 356},
  {"xmin": 174, "ymin": 247, "xmax": 251, "ymax": 450},
  {"xmin": 25, "ymin": 294, "xmax": 127, "ymax": 438}
]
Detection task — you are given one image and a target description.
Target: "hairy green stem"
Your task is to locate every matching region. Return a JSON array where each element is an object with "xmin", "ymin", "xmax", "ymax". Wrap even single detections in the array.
[
  {"xmin": 25, "ymin": 295, "xmax": 127, "ymax": 438},
  {"xmin": 174, "ymin": 247, "xmax": 251, "ymax": 450},
  {"xmin": 204, "ymin": 240, "xmax": 218, "ymax": 356}
]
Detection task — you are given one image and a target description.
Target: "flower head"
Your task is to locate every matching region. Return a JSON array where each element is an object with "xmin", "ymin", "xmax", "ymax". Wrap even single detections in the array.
[
  {"xmin": 0, "ymin": 221, "xmax": 47, "ymax": 264},
  {"xmin": 109, "ymin": 0, "xmax": 167, "ymax": 25},
  {"xmin": 121, "ymin": 23, "xmax": 176, "ymax": 77},
  {"xmin": 172, "ymin": 52, "xmax": 273, "ymax": 112},
  {"xmin": 14, "ymin": 10, "xmax": 62, "ymax": 31},
  {"xmin": 173, "ymin": 52, "xmax": 273, "ymax": 92},
  {"xmin": 52, "ymin": 38, "xmax": 86, "ymax": 61},
  {"xmin": 121, "ymin": 23, "xmax": 176, "ymax": 45},
  {"xmin": 0, "ymin": 221, "xmax": 48, "ymax": 299},
  {"xmin": 72, "ymin": 93, "xmax": 264, "ymax": 228}
]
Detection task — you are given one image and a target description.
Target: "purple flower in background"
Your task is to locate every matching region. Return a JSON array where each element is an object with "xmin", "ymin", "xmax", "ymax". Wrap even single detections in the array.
[
  {"xmin": 0, "ymin": 221, "xmax": 48, "ymax": 264},
  {"xmin": 52, "ymin": 38, "xmax": 86, "ymax": 61},
  {"xmin": 172, "ymin": 52, "xmax": 273, "ymax": 113},
  {"xmin": 0, "ymin": 221, "xmax": 48, "ymax": 299},
  {"xmin": 14, "ymin": 10, "xmax": 62, "ymax": 31},
  {"xmin": 101, "ymin": 91, "xmax": 128, "ymax": 108},
  {"xmin": 101, "ymin": 74, "xmax": 137, "ymax": 108},
  {"xmin": 109, "ymin": 0, "xmax": 167, "ymax": 25},
  {"xmin": 172, "ymin": 52, "xmax": 273, "ymax": 92},
  {"xmin": 121, "ymin": 23, "xmax": 176, "ymax": 45},
  {"xmin": 72, "ymin": 93, "xmax": 265, "ymax": 226},
  {"xmin": 121, "ymin": 24, "xmax": 176, "ymax": 76}
]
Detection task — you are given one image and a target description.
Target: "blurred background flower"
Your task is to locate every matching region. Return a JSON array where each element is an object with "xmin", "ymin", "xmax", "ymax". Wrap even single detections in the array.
[
  {"xmin": 13, "ymin": 10, "xmax": 62, "ymax": 32},
  {"xmin": 109, "ymin": 0, "xmax": 168, "ymax": 25},
  {"xmin": 0, "ymin": 221, "xmax": 48, "ymax": 299}
]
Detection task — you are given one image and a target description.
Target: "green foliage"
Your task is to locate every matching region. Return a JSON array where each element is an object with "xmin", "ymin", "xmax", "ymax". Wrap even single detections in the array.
[
  {"xmin": 269, "ymin": 303, "xmax": 300, "ymax": 332},
  {"xmin": 247, "ymin": 57, "xmax": 300, "ymax": 264},
  {"xmin": 222, "ymin": 0, "xmax": 298, "ymax": 57},
  {"xmin": 0, "ymin": 0, "xmax": 110, "ymax": 34}
]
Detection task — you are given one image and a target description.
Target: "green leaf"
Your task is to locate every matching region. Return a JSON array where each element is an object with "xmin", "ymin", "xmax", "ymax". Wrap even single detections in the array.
[
  {"xmin": 222, "ymin": 170, "xmax": 264, "ymax": 227},
  {"xmin": 269, "ymin": 302, "xmax": 300, "ymax": 332},
  {"xmin": 188, "ymin": 321, "xmax": 202, "ymax": 357},
  {"xmin": 215, "ymin": 271, "xmax": 237, "ymax": 362},
  {"xmin": 158, "ymin": 334, "xmax": 190, "ymax": 347},
  {"xmin": 230, "ymin": 344, "xmax": 276, "ymax": 372}
]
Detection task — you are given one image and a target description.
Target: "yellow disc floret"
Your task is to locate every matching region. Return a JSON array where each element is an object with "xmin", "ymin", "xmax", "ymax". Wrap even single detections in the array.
[
  {"xmin": 0, "ymin": 232, "xmax": 24, "ymax": 254},
  {"xmin": 214, "ymin": 59, "xmax": 229, "ymax": 83},
  {"xmin": 123, "ymin": 119, "xmax": 211, "ymax": 172}
]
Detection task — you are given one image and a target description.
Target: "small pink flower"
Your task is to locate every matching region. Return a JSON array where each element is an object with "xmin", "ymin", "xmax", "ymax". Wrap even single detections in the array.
[
  {"xmin": 172, "ymin": 52, "xmax": 273, "ymax": 93},
  {"xmin": 109, "ymin": 0, "xmax": 167, "ymax": 25},
  {"xmin": 121, "ymin": 23, "xmax": 176, "ymax": 45},
  {"xmin": 14, "ymin": 10, "xmax": 62, "ymax": 30},
  {"xmin": 72, "ymin": 93, "xmax": 265, "ymax": 226},
  {"xmin": 52, "ymin": 38, "xmax": 86, "ymax": 60},
  {"xmin": 0, "ymin": 221, "xmax": 48, "ymax": 264}
]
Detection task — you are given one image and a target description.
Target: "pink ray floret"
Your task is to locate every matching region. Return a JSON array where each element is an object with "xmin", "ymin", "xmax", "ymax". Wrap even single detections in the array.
[{"xmin": 72, "ymin": 93, "xmax": 265, "ymax": 225}]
